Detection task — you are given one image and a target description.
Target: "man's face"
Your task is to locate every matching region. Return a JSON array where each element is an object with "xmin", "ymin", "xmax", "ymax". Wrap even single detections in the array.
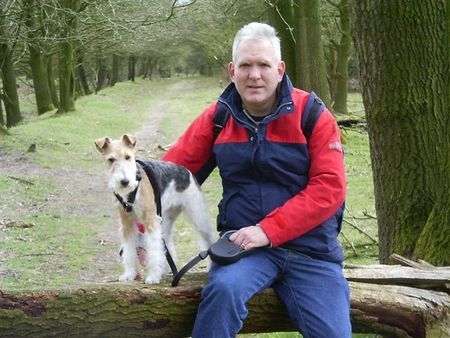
[{"xmin": 229, "ymin": 38, "xmax": 285, "ymax": 116}]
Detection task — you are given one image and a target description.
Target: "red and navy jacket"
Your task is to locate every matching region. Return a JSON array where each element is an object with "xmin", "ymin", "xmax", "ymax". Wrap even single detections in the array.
[{"xmin": 162, "ymin": 75, "xmax": 346, "ymax": 263}]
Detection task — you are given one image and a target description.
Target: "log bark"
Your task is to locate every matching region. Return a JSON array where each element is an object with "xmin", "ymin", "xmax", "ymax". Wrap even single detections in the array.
[{"xmin": 1, "ymin": 265, "xmax": 449, "ymax": 338}]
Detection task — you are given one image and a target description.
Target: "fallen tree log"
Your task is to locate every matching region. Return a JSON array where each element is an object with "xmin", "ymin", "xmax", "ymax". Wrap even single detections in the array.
[
  {"xmin": 344, "ymin": 264, "xmax": 450, "ymax": 292},
  {"xmin": 0, "ymin": 266, "xmax": 449, "ymax": 338}
]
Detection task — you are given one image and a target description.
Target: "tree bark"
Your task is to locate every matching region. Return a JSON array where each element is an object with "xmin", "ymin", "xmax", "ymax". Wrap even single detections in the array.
[
  {"xmin": 128, "ymin": 55, "xmax": 136, "ymax": 81},
  {"xmin": 75, "ymin": 53, "xmax": 91, "ymax": 97},
  {"xmin": 294, "ymin": 0, "xmax": 311, "ymax": 91},
  {"xmin": 111, "ymin": 53, "xmax": 120, "ymax": 86},
  {"xmin": 352, "ymin": 1, "xmax": 450, "ymax": 265},
  {"xmin": 330, "ymin": 0, "xmax": 352, "ymax": 115},
  {"xmin": 0, "ymin": 99, "xmax": 4, "ymax": 126},
  {"xmin": 46, "ymin": 53, "xmax": 60, "ymax": 109},
  {"xmin": 302, "ymin": 0, "xmax": 331, "ymax": 105},
  {"xmin": 58, "ymin": 39, "xmax": 75, "ymax": 112},
  {"xmin": 0, "ymin": 267, "xmax": 448, "ymax": 337},
  {"xmin": 25, "ymin": 0, "xmax": 54, "ymax": 115},
  {"xmin": 57, "ymin": 0, "xmax": 81, "ymax": 113},
  {"xmin": 267, "ymin": 1, "xmax": 297, "ymax": 86},
  {"xmin": 0, "ymin": 44, "xmax": 22, "ymax": 127},
  {"xmin": 95, "ymin": 56, "xmax": 108, "ymax": 93}
]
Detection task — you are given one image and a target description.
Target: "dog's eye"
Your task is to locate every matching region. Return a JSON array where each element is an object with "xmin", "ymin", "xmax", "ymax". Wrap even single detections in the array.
[
  {"xmin": 125, "ymin": 155, "xmax": 131, "ymax": 160},
  {"xmin": 108, "ymin": 158, "xmax": 116, "ymax": 163}
]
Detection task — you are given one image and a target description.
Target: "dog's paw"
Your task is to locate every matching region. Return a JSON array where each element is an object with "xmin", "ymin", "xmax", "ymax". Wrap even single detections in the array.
[
  {"xmin": 144, "ymin": 275, "xmax": 162, "ymax": 284},
  {"xmin": 119, "ymin": 272, "xmax": 137, "ymax": 282}
]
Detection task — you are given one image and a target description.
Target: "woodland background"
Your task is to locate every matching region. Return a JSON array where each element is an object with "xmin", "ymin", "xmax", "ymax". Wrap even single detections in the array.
[{"xmin": 1, "ymin": 0, "xmax": 448, "ymax": 265}]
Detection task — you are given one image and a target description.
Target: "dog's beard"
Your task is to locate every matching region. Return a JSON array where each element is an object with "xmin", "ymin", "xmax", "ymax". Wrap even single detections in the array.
[{"xmin": 108, "ymin": 163, "xmax": 139, "ymax": 195}]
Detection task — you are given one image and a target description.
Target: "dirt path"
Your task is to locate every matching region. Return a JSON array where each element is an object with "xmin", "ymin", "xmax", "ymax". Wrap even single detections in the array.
[{"xmin": 0, "ymin": 80, "xmax": 192, "ymax": 284}]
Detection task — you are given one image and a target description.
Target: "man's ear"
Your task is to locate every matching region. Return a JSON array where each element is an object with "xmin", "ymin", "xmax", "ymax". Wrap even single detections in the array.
[
  {"xmin": 278, "ymin": 61, "xmax": 286, "ymax": 82},
  {"xmin": 228, "ymin": 62, "xmax": 235, "ymax": 82},
  {"xmin": 95, "ymin": 137, "xmax": 111, "ymax": 153},
  {"xmin": 122, "ymin": 134, "xmax": 137, "ymax": 148}
]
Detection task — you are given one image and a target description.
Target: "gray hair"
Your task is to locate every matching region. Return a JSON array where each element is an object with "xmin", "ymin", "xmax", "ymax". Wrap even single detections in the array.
[{"xmin": 232, "ymin": 22, "xmax": 282, "ymax": 63}]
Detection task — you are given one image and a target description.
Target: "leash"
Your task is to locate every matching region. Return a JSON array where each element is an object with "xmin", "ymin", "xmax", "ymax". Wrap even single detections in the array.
[
  {"xmin": 171, "ymin": 250, "xmax": 209, "ymax": 287},
  {"xmin": 115, "ymin": 164, "xmax": 178, "ymax": 276},
  {"xmin": 171, "ymin": 231, "xmax": 251, "ymax": 287}
]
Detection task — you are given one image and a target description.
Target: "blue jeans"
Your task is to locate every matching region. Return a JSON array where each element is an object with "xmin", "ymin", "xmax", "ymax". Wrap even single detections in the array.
[{"xmin": 192, "ymin": 247, "xmax": 351, "ymax": 338}]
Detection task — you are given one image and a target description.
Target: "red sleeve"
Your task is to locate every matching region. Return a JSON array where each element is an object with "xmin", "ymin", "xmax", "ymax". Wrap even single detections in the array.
[
  {"xmin": 259, "ymin": 108, "xmax": 346, "ymax": 246},
  {"xmin": 161, "ymin": 103, "xmax": 217, "ymax": 175}
]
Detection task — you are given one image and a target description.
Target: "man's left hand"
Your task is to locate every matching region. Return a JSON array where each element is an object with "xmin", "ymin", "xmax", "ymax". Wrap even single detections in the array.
[{"xmin": 229, "ymin": 225, "xmax": 270, "ymax": 250}]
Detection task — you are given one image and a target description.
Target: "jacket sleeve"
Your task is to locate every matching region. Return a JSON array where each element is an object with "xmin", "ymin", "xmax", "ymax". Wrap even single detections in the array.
[
  {"xmin": 161, "ymin": 103, "xmax": 218, "ymax": 184},
  {"xmin": 259, "ymin": 107, "xmax": 346, "ymax": 247}
]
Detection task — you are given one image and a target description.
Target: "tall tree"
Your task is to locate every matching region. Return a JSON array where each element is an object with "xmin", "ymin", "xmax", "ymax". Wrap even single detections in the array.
[
  {"xmin": 24, "ymin": 0, "xmax": 55, "ymax": 115},
  {"xmin": 267, "ymin": 1, "xmax": 297, "ymax": 85},
  {"xmin": 294, "ymin": 0, "xmax": 331, "ymax": 105},
  {"xmin": 0, "ymin": 4, "xmax": 22, "ymax": 127},
  {"xmin": 326, "ymin": 0, "xmax": 352, "ymax": 114},
  {"xmin": 57, "ymin": 0, "xmax": 81, "ymax": 113},
  {"xmin": 353, "ymin": 1, "xmax": 450, "ymax": 265}
]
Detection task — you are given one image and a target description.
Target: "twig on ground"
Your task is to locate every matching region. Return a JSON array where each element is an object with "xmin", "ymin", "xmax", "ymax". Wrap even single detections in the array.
[
  {"xmin": 343, "ymin": 218, "xmax": 378, "ymax": 244},
  {"xmin": 7, "ymin": 175, "xmax": 34, "ymax": 185},
  {"xmin": 340, "ymin": 231, "xmax": 358, "ymax": 256}
]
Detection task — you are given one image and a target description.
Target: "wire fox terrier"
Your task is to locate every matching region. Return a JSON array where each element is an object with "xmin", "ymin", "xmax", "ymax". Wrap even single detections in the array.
[{"xmin": 95, "ymin": 134, "xmax": 216, "ymax": 284}]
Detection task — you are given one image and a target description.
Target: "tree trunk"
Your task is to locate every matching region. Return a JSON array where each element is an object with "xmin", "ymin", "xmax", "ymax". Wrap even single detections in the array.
[
  {"xmin": 46, "ymin": 53, "xmax": 60, "ymax": 109},
  {"xmin": 0, "ymin": 96, "xmax": 4, "ymax": 126},
  {"xmin": 267, "ymin": 1, "xmax": 297, "ymax": 86},
  {"xmin": 57, "ymin": 0, "xmax": 80, "ymax": 113},
  {"xmin": 58, "ymin": 40, "xmax": 75, "ymax": 112},
  {"xmin": 294, "ymin": 0, "xmax": 310, "ymax": 90},
  {"xmin": 95, "ymin": 56, "xmax": 108, "ymax": 93},
  {"xmin": 25, "ymin": 0, "xmax": 54, "ymax": 115},
  {"xmin": 128, "ymin": 55, "xmax": 136, "ymax": 81},
  {"xmin": 0, "ymin": 44, "xmax": 22, "ymax": 127},
  {"xmin": 111, "ymin": 53, "xmax": 120, "ymax": 86},
  {"xmin": 352, "ymin": 1, "xmax": 450, "ymax": 265},
  {"xmin": 0, "ymin": 266, "xmax": 448, "ymax": 337},
  {"xmin": 331, "ymin": 0, "xmax": 352, "ymax": 115},
  {"xmin": 29, "ymin": 46, "xmax": 55, "ymax": 115},
  {"xmin": 303, "ymin": 0, "xmax": 331, "ymax": 105},
  {"xmin": 75, "ymin": 53, "xmax": 91, "ymax": 96}
]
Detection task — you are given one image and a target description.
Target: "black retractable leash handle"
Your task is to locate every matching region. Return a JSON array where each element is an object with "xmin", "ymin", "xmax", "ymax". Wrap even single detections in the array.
[{"xmin": 172, "ymin": 231, "xmax": 251, "ymax": 287}]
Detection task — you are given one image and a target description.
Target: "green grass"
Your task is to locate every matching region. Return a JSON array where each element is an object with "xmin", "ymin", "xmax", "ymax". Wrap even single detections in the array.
[
  {"xmin": 0, "ymin": 79, "xmax": 179, "ymax": 169},
  {"xmin": 1, "ymin": 215, "xmax": 115, "ymax": 288}
]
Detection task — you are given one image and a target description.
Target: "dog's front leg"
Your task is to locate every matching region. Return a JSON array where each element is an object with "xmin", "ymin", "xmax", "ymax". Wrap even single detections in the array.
[
  {"xmin": 119, "ymin": 215, "xmax": 139, "ymax": 281},
  {"xmin": 142, "ymin": 215, "xmax": 166, "ymax": 284}
]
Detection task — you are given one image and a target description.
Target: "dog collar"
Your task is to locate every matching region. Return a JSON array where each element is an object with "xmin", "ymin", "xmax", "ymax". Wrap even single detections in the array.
[{"xmin": 114, "ymin": 171, "xmax": 142, "ymax": 212}]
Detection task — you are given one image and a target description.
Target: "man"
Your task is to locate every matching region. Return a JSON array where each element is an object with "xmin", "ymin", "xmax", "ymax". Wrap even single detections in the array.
[{"xmin": 162, "ymin": 22, "xmax": 351, "ymax": 338}]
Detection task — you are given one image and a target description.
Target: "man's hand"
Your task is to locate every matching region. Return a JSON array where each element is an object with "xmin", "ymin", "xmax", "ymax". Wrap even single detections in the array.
[{"xmin": 229, "ymin": 225, "xmax": 270, "ymax": 250}]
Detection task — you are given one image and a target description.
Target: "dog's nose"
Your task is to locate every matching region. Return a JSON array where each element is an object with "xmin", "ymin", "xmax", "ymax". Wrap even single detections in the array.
[{"xmin": 120, "ymin": 179, "xmax": 129, "ymax": 187}]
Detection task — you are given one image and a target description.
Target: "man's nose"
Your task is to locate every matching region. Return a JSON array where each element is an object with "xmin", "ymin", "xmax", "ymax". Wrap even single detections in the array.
[{"xmin": 248, "ymin": 66, "xmax": 261, "ymax": 80}]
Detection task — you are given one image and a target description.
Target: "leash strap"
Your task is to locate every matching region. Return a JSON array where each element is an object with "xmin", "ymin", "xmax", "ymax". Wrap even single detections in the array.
[
  {"xmin": 164, "ymin": 241, "xmax": 178, "ymax": 276},
  {"xmin": 171, "ymin": 250, "xmax": 209, "ymax": 287}
]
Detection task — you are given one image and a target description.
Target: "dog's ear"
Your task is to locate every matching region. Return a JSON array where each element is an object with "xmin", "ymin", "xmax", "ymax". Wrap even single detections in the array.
[
  {"xmin": 95, "ymin": 137, "xmax": 111, "ymax": 153},
  {"xmin": 122, "ymin": 134, "xmax": 137, "ymax": 148}
]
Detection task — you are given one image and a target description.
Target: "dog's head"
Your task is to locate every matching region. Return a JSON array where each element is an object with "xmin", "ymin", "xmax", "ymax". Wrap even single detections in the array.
[{"xmin": 95, "ymin": 134, "xmax": 139, "ymax": 194}]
